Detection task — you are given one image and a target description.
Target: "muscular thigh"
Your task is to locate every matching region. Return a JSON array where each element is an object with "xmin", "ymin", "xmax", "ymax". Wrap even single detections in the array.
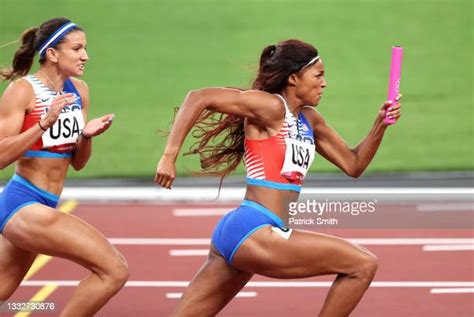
[
  {"xmin": 232, "ymin": 227, "xmax": 375, "ymax": 278},
  {"xmin": 3, "ymin": 203, "xmax": 124, "ymax": 273}
]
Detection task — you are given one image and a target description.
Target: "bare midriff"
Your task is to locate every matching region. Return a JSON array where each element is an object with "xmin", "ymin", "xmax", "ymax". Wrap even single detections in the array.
[
  {"xmin": 244, "ymin": 185, "xmax": 299, "ymax": 225},
  {"xmin": 15, "ymin": 157, "xmax": 70, "ymax": 195}
]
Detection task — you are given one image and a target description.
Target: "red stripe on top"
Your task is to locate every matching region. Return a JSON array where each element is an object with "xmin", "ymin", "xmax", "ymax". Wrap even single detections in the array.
[{"xmin": 244, "ymin": 120, "xmax": 302, "ymax": 186}]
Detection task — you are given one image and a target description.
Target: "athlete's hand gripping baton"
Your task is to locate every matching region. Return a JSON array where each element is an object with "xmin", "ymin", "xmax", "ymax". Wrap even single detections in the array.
[{"xmin": 384, "ymin": 46, "xmax": 403, "ymax": 125}]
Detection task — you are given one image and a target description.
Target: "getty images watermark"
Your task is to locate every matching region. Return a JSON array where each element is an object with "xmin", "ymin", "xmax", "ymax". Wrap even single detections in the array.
[{"xmin": 288, "ymin": 199, "xmax": 378, "ymax": 227}]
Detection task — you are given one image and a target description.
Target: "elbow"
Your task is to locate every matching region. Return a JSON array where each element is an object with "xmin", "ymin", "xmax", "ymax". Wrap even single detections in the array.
[
  {"xmin": 347, "ymin": 169, "xmax": 363, "ymax": 178},
  {"xmin": 185, "ymin": 89, "xmax": 210, "ymax": 111},
  {"xmin": 71, "ymin": 160, "xmax": 86, "ymax": 171},
  {"xmin": 346, "ymin": 166, "xmax": 365, "ymax": 178},
  {"xmin": 343, "ymin": 152, "xmax": 365, "ymax": 178},
  {"xmin": 72, "ymin": 163, "xmax": 85, "ymax": 171},
  {"xmin": 188, "ymin": 89, "xmax": 202, "ymax": 96},
  {"xmin": 341, "ymin": 159, "xmax": 364, "ymax": 178},
  {"xmin": 186, "ymin": 89, "xmax": 203, "ymax": 103}
]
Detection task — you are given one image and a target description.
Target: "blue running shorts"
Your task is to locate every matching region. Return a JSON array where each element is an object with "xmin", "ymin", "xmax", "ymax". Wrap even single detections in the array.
[
  {"xmin": 0, "ymin": 174, "xmax": 59, "ymax": 232},
  {"xmin": 212, "ymin": 199, "xmax": 290, "ymax": 264}
]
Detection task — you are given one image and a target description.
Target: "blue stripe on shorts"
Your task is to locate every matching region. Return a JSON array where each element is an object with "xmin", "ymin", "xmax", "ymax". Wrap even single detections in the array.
[{"xmin": 0, "ymin": 174, "xmax": 59, "ymax": 232}]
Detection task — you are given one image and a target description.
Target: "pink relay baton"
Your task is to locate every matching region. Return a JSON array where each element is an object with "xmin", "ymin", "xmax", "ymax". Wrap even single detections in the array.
[{"xmin": 384, "ymin": 46, "xmax": 403, "ymax": 125}]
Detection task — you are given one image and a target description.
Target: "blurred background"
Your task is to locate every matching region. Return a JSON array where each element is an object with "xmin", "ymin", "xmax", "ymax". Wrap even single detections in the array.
[{"xmin": 1, "ymin": 0, "xmax": 472, "ymax": 179}]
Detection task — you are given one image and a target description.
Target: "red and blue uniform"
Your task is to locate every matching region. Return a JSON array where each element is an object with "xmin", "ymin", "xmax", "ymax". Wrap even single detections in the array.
[
  {"xmin": 22, "ymin": 74, "xmax": 83, "ymax": 158},
  {"xmin": 213, "ymin": 94, "xmax": 316, "ymax": 263},
  {"xmin": 0, "ymin": 75, "xmax": 83, "ymax": 232},
  {"xmin": 244, "ymin": 94, "xmax": 315, "ymax": 192}
]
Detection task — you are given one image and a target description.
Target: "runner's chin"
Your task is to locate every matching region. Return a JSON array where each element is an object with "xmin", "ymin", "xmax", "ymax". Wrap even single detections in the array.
[{"xmin": 311, "ymin": 98, "xmax": 320, "ymax": 107}]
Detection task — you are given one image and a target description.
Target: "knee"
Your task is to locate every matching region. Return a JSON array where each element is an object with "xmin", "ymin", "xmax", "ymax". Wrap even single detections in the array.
[
  {"xmin": 111, "ymin": 256, "xmax": 129, "ymax": 288},
  {"xmin": 352, "ymin": 254, "xmax": 378, "ymax": 281},
  {"xmin": 101, "ymin": 253, "xmax": 129, "ymax": 291}
]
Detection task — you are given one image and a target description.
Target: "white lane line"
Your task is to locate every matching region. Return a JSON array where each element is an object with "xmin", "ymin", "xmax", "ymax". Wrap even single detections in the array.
[
  {"xmin": 108, "ymin": 238, "xmax": 474, "ymax": 246},
  {"xmin": 109, "ymin": 238, "xmax": 211, "ymax": 245},
  {"xmin": 417, "ymin": 203, "xmax": 474, "ymax": 212},
  {"xmin": 430, "ymin": 288, "xmax": 474, "ymax": 294},
  {"xmin": 0, "ymin": 186, "xmax": 463, "ymax": 201},
  {"xmin": 248, "ymin": 281, "xmax": 474, "ymax": 288},
  {"xmin": 173, "ymin": 208, "xmax": 230, "ymax": 216},
  {"xmin": 20, "ymin": 281, "xmax": 474, "ymax": 288},
  {"xmin": 323, "ymin": 239, "xmax": 474, "ymax": 245},
  {"xmin": 166, "ymin": 291, "xmax": 257, "ymax": 299},
  {"xmin": 423, "ymin": 245, "xmax": 474, "ymax": 251},
  {"xmin": 170, "ymin": 250, "xmax": 209, "ymax": 256},
  {"xmin": 59, "ymin": 187, "xmax": 246, "ymax": 201},
  {"xmin": 165, "ymin": 293, "xmax": 183, "ymax": 299},
  {"xmin": 301, "ymin": 188, "xmax": 474, "ymax": 195}
]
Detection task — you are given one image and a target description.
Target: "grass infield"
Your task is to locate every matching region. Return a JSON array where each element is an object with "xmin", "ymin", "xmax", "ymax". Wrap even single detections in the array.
[{"xmin": 0, "ymin": 0, "xmax": 472, "ymax": 179}]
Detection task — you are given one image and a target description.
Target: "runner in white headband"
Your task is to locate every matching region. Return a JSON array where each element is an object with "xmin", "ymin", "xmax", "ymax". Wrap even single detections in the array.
[
  {"xmin": 37, "ymin": 22, "xmax": 77, "ymax": 58},
  {"xmin": 301, "ymin": 55, "xmax": 320, "ymax": 69}
]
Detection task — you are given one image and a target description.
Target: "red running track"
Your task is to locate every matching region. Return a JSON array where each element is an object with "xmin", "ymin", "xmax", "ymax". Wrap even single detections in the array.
[{"xmin": 5, "ymin": 201, "xmax": 474, "ymax": 316}]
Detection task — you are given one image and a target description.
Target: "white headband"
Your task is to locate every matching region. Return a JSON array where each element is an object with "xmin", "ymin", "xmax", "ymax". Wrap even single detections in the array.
[
  {"xmin": 38, "ymin": 22, "xmax": 77, "ymax": 58},
  {"xmin": 301, "ymin": 56, "xmax": 320, "ymax": 69}
]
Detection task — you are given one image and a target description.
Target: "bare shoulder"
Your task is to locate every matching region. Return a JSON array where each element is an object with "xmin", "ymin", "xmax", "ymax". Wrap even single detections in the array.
[
  {"xmin": 242, "ymin": 90, "xmax": 285, "ymax": 118},
  {"xmin": 0, "ymin": 78, "xmax": 34, "ymax": 111},
  {"xmin": 3, "ymin": 78, "xmax": 34, "ymax": 97},
  {"xmin": 302, "ymin": 106, "xmax": 326, "ymax": 127},
  {"xmin": 69, "ymin": 77, "xmax": 89, "ymax": 96},
  {"xmin": 203, "ymin": 87, "xmax": 285, "ymax": 122},
  {"xmin": 240, "ymin": 89, "xmax": 281, "ymax": 105},
  {"xmin": 207, "ymin": 88, "xmax": 282, "ymax": 108},
  {"xmin": 0, "ymin": 78, "xmax": 33, "ymax": 137},
  {"xmin": 69, "ymin": 77, "xmax": 90, "ymax": 111},
  {"xmin": 242, "ymin": 90, "xmax": 286, "ymax": 124}
]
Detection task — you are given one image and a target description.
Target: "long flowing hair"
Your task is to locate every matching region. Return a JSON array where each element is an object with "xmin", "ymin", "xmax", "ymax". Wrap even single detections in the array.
[{"xmin": 185, "ymin": 39, "xmax": 319, "ymax": 181}]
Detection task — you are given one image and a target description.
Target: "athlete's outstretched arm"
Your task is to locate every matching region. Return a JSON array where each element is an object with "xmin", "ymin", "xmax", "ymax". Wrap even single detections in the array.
[
  {"xmin": 309, "ymin": 99, "xmax": 401, "ymax": 178},
  {"xmin": 155, "ymin": 88, "xmax": 283, "ymax": 188},
  {"xmin": 0, "ymin": 80, "xmax": 72, "ymax": 169}
]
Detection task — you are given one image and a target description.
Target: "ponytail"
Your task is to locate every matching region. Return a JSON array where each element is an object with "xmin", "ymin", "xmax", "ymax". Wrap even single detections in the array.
[
  {"xmin": 259, "ymin": 44, "xmax": 277, "ymax": 69},
  {"xmin": 0, "ymin": 27, "xmax": 39, "ymax": 81},
  {"xmin": 1, "ymin": 17, "xmax": 80, "ymax": 81}
]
